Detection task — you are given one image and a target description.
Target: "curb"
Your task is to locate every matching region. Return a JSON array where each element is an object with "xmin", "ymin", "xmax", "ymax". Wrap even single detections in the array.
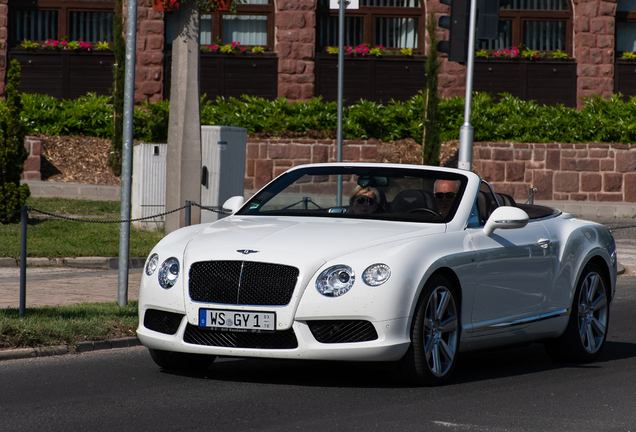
[
  {"xmin": 0, "ymin": 337, "xmax": 142, "ymax": 362},
  {"xmin": 0, "ymin": 257, "xmax": 147, "ymax": 270}
]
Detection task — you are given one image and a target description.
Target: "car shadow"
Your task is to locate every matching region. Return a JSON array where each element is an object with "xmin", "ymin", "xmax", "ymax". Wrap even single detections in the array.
[{"xmin": 156, "ymin": 340, "xmax": 636, "ymax": 388}]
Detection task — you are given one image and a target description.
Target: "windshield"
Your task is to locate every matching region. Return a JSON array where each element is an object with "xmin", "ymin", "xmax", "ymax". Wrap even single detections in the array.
[{"xmin": 238, "ymin": 166, "xmax": 468, "ymax": 223}]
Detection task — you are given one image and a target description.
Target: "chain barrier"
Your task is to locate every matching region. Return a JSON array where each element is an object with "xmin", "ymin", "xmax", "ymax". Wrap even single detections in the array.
[{"xmin": 1, "ymin": 201, "xmax": 229, "ymax": 224}]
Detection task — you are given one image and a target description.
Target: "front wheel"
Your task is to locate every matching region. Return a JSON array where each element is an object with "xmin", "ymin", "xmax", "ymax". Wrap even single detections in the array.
[
  {"xmin": 544, "ymin": 262, "xmax": 610, "ymax": 363},
  {"xmin": 148, "ymin": 349, "xmax": 216, "ymax": 371},
  {"xmin": 400, "ymin": 274, "xmax": 460, "ymax": 386}
]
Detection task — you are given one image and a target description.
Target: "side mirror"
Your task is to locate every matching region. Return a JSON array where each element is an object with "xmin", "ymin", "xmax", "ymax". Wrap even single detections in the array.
[
  {"xmin": 222, "ymin": 196, "xmax": 245, "ymax": 214},
  {"xmin": 483, "ymin": 206, "xmax": 529, "ymax": 237}
]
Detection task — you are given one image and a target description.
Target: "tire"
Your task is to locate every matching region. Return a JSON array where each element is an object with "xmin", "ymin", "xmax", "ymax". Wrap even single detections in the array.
[
  {"xmin": 400, "ymin": 274, "xmax": 460, "ymax": 386},
  {"xmin": 148, "ymin": 348, "xmax": 216, "ymax": 371},
  {"xmin": 544, "ymin": 262, "xmax": 610, "ymax": 363}
]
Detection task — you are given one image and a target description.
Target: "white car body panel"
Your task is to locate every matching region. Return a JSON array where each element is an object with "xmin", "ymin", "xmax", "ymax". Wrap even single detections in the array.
[{"xmin": 138, "ymin": 163, "xmax": 617, "ymax": 364}]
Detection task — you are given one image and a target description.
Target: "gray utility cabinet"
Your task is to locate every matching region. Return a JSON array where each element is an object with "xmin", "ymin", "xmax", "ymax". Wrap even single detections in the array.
[
  {"xmin": 200, "ymin": 126, "xmax": 247, "ymax": 224},
  {"xmin": 132, "ymin": 126, "xmax": 247, "ymax": 229}
]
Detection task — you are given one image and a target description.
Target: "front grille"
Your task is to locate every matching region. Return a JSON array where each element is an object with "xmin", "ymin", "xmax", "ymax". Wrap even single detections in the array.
[
  {"xmin": 144, "ymin": 309, "xmax": 184, "ymax": 335},
  {"xmin": 189, "ymin": 261, "xmax": 299, "ymax": 306},
  {"xmin": 307, "ymin": 320, "xmax": 378, "ymax": 343},
  {"xmin": 184, "ymin": 324, "xmax": 298, "ymax": 349}
]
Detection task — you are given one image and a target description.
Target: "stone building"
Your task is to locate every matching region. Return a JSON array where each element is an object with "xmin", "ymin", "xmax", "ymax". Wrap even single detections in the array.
[{"xmin": 1, "ymin": 0, "xmax": 635, "ymax": 108}]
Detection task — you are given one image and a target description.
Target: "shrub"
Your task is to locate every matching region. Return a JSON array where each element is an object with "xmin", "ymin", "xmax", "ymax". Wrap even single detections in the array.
[{"xmin": 0, "ymin": 60, "xmax": 31, "ymax": 224}]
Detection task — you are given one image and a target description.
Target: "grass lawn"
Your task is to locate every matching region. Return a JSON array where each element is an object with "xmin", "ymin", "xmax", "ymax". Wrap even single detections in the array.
[
  {"xmin": 0, "ymin": 197, "xmax": 165, "ymax": 259},
  {"xmin": 0, "ymin": 302, "xmax": 139, "ymax": 349}
]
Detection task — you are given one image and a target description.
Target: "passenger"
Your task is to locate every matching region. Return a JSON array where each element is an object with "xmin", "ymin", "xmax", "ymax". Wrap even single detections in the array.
[
  {"xmin": 348, "ymin": 186, "xmax": 383, "ymax": 214},
  {"xmin": 434, "ymin": 179, "xmax": 460, "ymax": 217}
]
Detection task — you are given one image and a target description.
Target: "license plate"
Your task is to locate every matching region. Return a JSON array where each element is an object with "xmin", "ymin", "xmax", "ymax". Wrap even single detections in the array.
[{"xmin": 199, "ymin": 309, "xmax": 275, "ymax": 333}]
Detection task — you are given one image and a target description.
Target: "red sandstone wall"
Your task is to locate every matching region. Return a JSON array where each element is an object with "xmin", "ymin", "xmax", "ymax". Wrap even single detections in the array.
[
  {"xmin": 245, "ymin": 138, "xmax": 378, "ymax": 190},
  {"xmin": 22, "ymin": 136, "xmax": 42, "ymax": 181},
  {"xmin": 276, "ymin": 0, "xmax": 316, "ymax": 101},
  {"xmin": 124, "ymin": 0, "xmax": 165, "ymax": 103},
  {"xmin": 473, "ymin": 142, "xmax": 636, "ymax": 203}
]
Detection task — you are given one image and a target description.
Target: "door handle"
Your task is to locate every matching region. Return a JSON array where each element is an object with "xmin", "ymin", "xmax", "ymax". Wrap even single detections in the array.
[{"xmin": 538, "ymin": 238, "xmax": 551, "ymax": 249}]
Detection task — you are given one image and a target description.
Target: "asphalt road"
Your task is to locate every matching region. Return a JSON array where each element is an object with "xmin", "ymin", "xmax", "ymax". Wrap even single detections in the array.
[{"xmin": 2, "ymin": 277, "xmax": 635, "ymax": 432}]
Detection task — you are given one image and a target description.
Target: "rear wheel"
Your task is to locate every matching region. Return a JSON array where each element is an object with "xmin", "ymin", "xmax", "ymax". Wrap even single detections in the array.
[
  {"xmin": 544, "ymin": 263, "xmax": 610, "ymax": 362},
  {"xmin": 148, "ymin": 349, "xmax": 216, "ymax": 371},
  {"xmin": 400, "ymin": 275, "xmax": 460, "ymax": 386}
]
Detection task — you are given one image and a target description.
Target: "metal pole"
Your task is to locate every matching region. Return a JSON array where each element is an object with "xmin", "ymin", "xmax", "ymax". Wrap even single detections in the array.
[
  {"xmin": 336, "ymin": 0, "xmax": 346, "ymax": 206},
  {"xmin": 19, "ymin": 206, "xmax": 27, "ymax": 316},
  {"xmin": 458, "ymin": 0, "xmax": 477, "ymax": 171},
  {"xmin": 117, "ymin": 0, "xmax": 139, "ymax": 307}
]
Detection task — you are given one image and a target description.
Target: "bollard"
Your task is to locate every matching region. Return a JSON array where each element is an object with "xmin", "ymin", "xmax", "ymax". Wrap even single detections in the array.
[
  {"xmin": 19, "ymin": 206, "xmax": 28, "ymax": 316},
  {"xmin": 185, "ymin": 201, "xmax": 192, "ymax": 227}
]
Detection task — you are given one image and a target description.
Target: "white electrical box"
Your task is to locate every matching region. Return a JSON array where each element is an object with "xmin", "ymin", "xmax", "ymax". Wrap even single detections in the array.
[
  {"xmin": 200, "ymin": 126, "xmax": 247, "ymax": 223},
  {"xmin": 132, "ymin": 143, "xmax": 167, "ymax": 231}
]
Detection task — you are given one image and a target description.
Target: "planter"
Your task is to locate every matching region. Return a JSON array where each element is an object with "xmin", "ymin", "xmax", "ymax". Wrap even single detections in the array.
[
  {"xmin": 152, "ymin": 0, "xmax": 233, "ymax": 11},
  {"xmin": 314, "ymin": 54, "xmax": 427, "ymax": 105},
  {"xmin": 474, "ymin": 58, "xmax": 577, "ymax": 107},
  {"xmin": 164, "ymin": 51, "xmax": 278, "ymax": 101},
  {"xmin": 615, "ymin": 59, "xmax": 636, "ymax": 100},
  {"xmin": 7, "ymin": 49, "xmax": 116, "ymax": 99}
]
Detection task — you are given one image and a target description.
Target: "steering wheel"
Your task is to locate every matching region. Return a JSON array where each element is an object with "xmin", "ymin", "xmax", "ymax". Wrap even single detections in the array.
[{"xmin": 406, "ymin": 208, "xmax": 440, "ymax": 216}]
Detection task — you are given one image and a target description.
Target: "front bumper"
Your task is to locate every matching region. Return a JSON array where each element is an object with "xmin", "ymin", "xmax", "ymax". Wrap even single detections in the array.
[{"xmin": 137, "ymin": 309, "xmax": 411, "ymax": 362}]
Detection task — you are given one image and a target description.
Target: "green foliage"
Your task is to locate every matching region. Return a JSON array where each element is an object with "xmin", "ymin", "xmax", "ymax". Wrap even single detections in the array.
[
  {"xmin": 0, "ymin": 60, "xmax": 31, "ymax": 224},
  {"xmin": 0, "ymin": 198, "xmax": 164, "ymax": 259},
  {"xmin": 21, "ymin": 40, "xmax": 41, "ymax": 49},
  {"xmin": 3, "ymin": 88, "xmax": 636, "ymax": 148},
  {"xmin": 109, "ymin": 0, "xmax": 126, "ymax": 175},
  {"xmin": 622, "ymin": 51, "xmax": 636, "ymax": 60},
  {"xmin": 422, "ymin": 12, "xmax": 442, "ymax": 166},
  {"xmin": 0, "ymin": 301, "xmax": 138, "ymax": 348}
]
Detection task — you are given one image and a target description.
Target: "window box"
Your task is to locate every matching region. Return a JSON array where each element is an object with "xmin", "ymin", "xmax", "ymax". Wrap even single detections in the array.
[
  {"xmin": 474, "ymin": 58, "xmax": 576, "ymax": 107},
  {"xmin": 8, "ymin": 49, "xmax": 115, "ymax": 99},
  {"xmin": 615, "ymin": 58, "xmax": 636, "ymax": 100},
  {"xmin": 163, "ymin": 51, "xmax": 278, "ymax": 101},
  {"xmin": 314, "ymin": 53, "xmax": 426, "ymax": 105}
]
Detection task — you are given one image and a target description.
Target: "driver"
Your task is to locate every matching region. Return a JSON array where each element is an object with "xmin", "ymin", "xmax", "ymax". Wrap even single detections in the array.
[
  {"xmin": 434, "ymin": 179, "xmax": 460, "ymax": 217},
  {"xmin": 348, "ymin": 186, "xmax": 383, "ymax": 214}
]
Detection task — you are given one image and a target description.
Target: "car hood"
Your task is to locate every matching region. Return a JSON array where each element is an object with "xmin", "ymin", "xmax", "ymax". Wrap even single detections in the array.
[{"xmin": 183, "ymin": 215, "xmax": 446, "ymax": 265}]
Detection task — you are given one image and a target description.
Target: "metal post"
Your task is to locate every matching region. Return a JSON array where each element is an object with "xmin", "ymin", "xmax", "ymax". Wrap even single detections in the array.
[
  {"xmin": 336, "ymin": 0, "xmax": 346, "ymax": 206},
  {"xmin": 185, "ymin": 201, "xmax": 192, "ymax": 227},
  {"xmin": 117, "ymin": 0, "xmax": 139, "ymax": 308},
  {"xmin": 19, "ymin": 206, "xmax": 27, "ymax": 316},
  {"xmin": 458, "ymin": 0, "xmax": 478, "ymax": 171}
]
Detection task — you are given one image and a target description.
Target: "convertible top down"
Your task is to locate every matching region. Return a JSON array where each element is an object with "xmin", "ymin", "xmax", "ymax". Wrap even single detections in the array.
[{"xmin": 137, "ymin": 163, "xmax": 617, "ymax": 386}]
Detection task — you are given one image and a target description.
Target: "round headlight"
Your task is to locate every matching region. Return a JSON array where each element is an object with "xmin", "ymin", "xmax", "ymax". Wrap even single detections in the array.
[
  {"xmin": 145, "ymin": 253, "xmax": 159, "ymax": 276},
  {"xmin": 316, "ymin": 265, "xmax": 355, "ymax": 297},
  {"xmin": 158, "ymin": 257, "xmax": 180, "ymax": 289},
  {"xmin": 362, "ymin": 264, "xmax": 391, "ymax": 286}
]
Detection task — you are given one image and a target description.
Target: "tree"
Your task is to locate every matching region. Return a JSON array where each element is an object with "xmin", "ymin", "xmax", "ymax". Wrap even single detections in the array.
[
  {"xmin": 0, "ymin": 60, "xmax": 31, "ymax": 224},
  {"xmin": 108, "ymin": 0, "xmax": 126, "ymax": 176},
  {"xmin": 421, "ymin": 12, "xmax": 442, "ymax": 166}
]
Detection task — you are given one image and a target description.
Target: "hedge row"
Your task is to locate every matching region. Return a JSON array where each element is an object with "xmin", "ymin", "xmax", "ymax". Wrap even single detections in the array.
[{"xmin": 6, "ymin": 92, "xmax": 636, "ymax": 144}]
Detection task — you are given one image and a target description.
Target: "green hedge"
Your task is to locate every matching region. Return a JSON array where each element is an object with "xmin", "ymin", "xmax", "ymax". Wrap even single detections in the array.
[{"xmin": 6, "ymin": 92, "xmax": 636, "ymax": 144}]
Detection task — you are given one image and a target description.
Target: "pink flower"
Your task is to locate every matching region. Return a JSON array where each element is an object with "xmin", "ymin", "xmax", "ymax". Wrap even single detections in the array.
[
  {"xmin": 231, "ymin": 41, "xmax": 237, "ymax": 48},
  {"xmin": 241, "ymin": 47, "xmax": 245, "ymax": 52}
]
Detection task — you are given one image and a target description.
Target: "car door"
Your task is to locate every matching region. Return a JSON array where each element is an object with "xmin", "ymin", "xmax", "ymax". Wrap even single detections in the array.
[{"xmin": 466, "ymin": 191, "xmax": 555, "ymax": 335}]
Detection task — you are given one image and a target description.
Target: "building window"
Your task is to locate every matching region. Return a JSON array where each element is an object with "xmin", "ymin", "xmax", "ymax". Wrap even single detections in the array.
[
  {"xmin": 477, "ymin": 0, "xmax": 572, "ymax": 54},
  {"xmin": 617, "ymin": 0, "xmax": 636, "ymax": 53},
  {"xmin": 9, "ymin": 0, "xmax": 115, "ymax": 45},
  {"xmin": 169, "ymin": 0, "xmax": 273, "ymax": 48},
  {"xmin": 316, "ymin": 0, "xmax": 424, "ymax": 51}
]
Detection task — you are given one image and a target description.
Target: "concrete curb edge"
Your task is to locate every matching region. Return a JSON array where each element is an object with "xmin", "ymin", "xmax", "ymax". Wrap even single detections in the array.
[
  {"xmin": 0, "ymin": 257, "xmax": 147, "ymax": 270},
  {"xmin": 0, "ymin": 337, "xmax": 142, "ymax": 362}
]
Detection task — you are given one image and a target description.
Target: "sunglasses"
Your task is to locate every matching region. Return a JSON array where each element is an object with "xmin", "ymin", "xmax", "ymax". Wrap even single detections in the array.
[
  {"xmin": 353, "ymin": 196, "xmax": 376, "ymax": 206},
  {"xmin": 434, "ymin": 192, "xmax": 456, "ymax": 199}
]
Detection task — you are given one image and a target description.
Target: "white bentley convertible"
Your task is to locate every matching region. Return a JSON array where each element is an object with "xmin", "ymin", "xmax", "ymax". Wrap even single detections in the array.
[{"xmin": 137, "ymin": 163, "xmax": 617, "ymax": 386}]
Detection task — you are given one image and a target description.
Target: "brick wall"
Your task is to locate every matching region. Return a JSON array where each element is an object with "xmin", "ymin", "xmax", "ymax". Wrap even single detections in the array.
[
  {"xmin": 22, "ymin": 135, "xmax": 42, "ymax": 181},
  {"xmin": 473, "ymin": 142, "xmax": 636, "ymax": 203},
  {"xmin": 245, "ymin": 138, "xmax": 378, "ymax": 190}
]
